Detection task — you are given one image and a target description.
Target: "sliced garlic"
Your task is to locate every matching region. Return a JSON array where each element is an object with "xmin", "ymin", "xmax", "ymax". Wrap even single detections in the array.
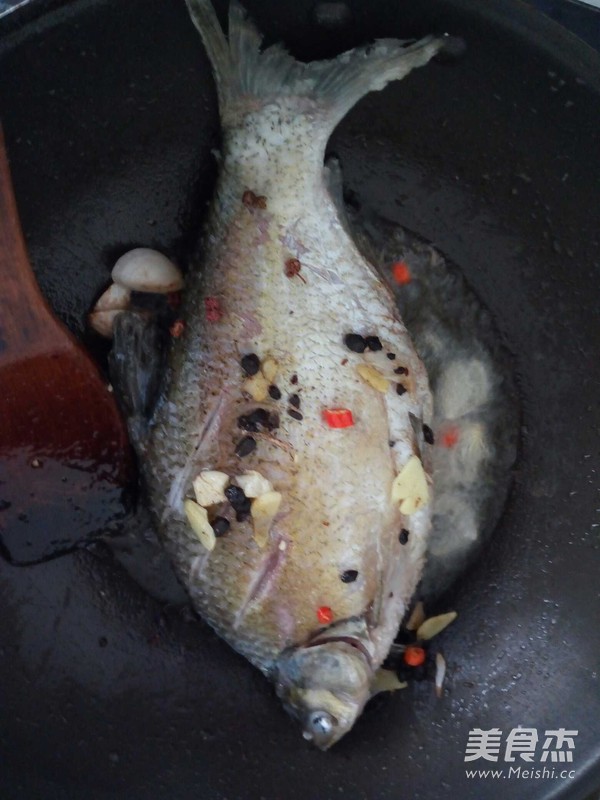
[
  {"xmin": 391, "ymin": 455, "xmax": 429, "ymax": 515},
  {"xmin": 405, "ymin": 600, "xmax": 426, "ymax": 632},
  {"xmin": 94, "ymin": 282, "xmax": 131, "ymax": 312},
  {"xmin": 261, "ymin": 356, "xmax": 279, "ymax": 383},
  {"xmin": 88, "ymin": 309, "xmax": 124, "ymax": 338},
  {"xmin": 250, "ymin": 490, "xmax": 282, "ymax": 548},
  {"xmin": 235, "ymin": 470, "xmax": 273, "ymax": 498},
  {"xmin": 192, "ymin": 470, "xmax": 229, "ymax": 507},
  {"xmin": 371, "ymin": 669, "xmax": 408, "ymax": 696},
  {"xmin": 183, "ymin": 499, "xmax": 216, "ymax": 551},
  {"xmin": 356, "ymin": 364, "xmax": 389, "ymax": 393},
  {"xmin": 243, "ymin": 373, "xmax": 269, "ymax": 402},
  {"xmin": 435, "ymin": 652, "xmax": 447, "ymax": 698},
  {"xmin": 112, "ymin": 248, "xmax": 184, "ymax": 294},
  {"xmin": 416, "ymin": 611, "xmax": 457, "ymax": 641}
]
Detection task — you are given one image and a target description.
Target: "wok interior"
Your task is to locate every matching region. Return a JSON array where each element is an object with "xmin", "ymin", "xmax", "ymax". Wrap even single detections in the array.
[{"xmin": 0, "ymin": 0, "xmax": 599, "ymax": 797}]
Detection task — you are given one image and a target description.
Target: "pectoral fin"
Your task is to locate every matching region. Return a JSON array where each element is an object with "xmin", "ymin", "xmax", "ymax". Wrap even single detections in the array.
[{"xmin": 109, "ymin": 312, "xmax": 167, "ymax": 451}]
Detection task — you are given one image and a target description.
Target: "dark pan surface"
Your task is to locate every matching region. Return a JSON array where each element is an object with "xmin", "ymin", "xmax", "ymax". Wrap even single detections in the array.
[{"xmin": 1, "ymin": 1, "xmax": 600, "ymax": 798}]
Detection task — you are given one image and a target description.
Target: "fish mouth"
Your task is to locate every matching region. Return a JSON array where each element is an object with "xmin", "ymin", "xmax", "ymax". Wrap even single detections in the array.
[{"xmin": 303, "ymin": 635, "xmax": 373, "ymax": 670}]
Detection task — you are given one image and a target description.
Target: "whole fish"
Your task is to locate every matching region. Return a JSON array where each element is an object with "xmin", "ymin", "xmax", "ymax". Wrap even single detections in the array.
[{"xmin": 109, "ymin": 0, "xmax": 446, "ymax": 748}]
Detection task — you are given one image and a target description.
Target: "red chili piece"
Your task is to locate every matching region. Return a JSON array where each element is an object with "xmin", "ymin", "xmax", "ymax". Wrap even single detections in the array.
[
  {"xmin": 317, "ymin": 606, "xmax": 333, "ymax": 625},
  {"xmin": 392, "ymin": 261, "xmax": 412, "ymax": 285},
  {"xmin": 441, "ymin": 426, "xmax": 460, "ymax": 448},
  {"xmin": 403, "ymin": 645, "xmax": 426, "ymax": 667},
  {"xmin": 322, "ymin": 408, "xmax": 354, "ymax": 429},
  {"xmin": 169, "ymin": 319, "xmax": 185, "ymax": 338},
  {"xmin": 205, "ymin": 296, "xmax": 223, "ymax": 322}
]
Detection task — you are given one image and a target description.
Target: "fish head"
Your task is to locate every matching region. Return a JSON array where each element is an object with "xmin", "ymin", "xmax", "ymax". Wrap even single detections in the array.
[{"xmin": 274, "ymin": 638, "xmax": 373, "ymax": 749}]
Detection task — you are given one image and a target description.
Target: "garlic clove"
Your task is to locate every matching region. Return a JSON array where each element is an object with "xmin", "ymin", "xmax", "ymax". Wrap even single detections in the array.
[
  {"xmin": 371, "ymin": 669, "xmax": 408, "ymax": 696},
  {"xmin": 261, "ymin": 356, "xmax": 279, "ymax": 383},
  {"xmin": 112, "ymin": 248, "xmax": 184, "ymax": 294},
  {"xmin": 391, "ymin": 455, "xmax": 429, "ymax": 515},
  {"xmin": 88, "ymin": 309, "xmax": 124, "ymax": 338},
  {"xmin": 242, "ymin": 373, "xmax": 269, "ymax": 402},
  {"xmin": 94, "ymin": 282, "xmax": 131, "ymax": 312},
  {"xmin": 192, "ymin": 470, "xmax": 230, "ymax": 507},
  {"xmin": 405, "ymin": 600, "xmax": 426, "ymax": 631},
  {"xmin": 235, "ymin": 470, "xmax": 273, "ymax": 498},
  {"xmin": 356, "ymin": 364, "xmax": 389, "ymax": 393},
  {"xmin": 184, "ymin": 499, "xmax": 216, "ymax": 551},
  {"xmin": 416, "ymin": 611, "xmax": 458, "ymax": 641},
  {"xmin": 434, "ymin": 652, "xmax": 447, "ymax": 698},
  {"xmin": 250, "ymin": 490, "xmax": 282, "ymax": 547}
]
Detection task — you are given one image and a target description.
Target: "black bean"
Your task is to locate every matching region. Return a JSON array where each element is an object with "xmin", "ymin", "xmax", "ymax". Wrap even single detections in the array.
[
  {"xmin": 236, "ymin": 509, "xmax": 251, "ymax": 523},
  {"xmin": 365, "ymin": 336, "xmax": 382, "ymax": 351},
  {"xmin": 422, "ymin": 424, "xmax": 435, "ymax": 445},
  {"xmin": 399, "ymin": 528, "xmax": 409, "ymax": 545},
  {"xmin": 241, "ymin": 353, "xmax": 260, "ymax": 376},
  {"xmin": 288, "ymin": 393, "xmax": 301, "ymax": 409},
  {"xmin": 386, "ymin": 352, "xmax": 396, "ymax": 360},
  {"xmin": 239, "ymin": 408, "xmax": 273, "ymax": 432},
  {"xmin": 267, "ymin": 412, "xmax": 280, "ymax": 431},
  {"xmin": 389, "ymin": 440, "xmax": 396, "ymax": 448},
  {"xmin": 212, "ymin": 516, "xmax": 230, "ymax": 537},
  {"xmin": 396, "ymin": 383, "xmax": 407, "ymax": 396},
  {"xmin": 248, "ymin": 408, "xmax": 270, "ymax": 427},
  {"xmin": 394, "ymin": 366, "xmax": 408, "ymax": 375},
  {"xmin": 344, "ymin": 333, "xmax": 366, "ymax": 353},
  {"xmin": 288, "ymin": 409, "xmax": 303, "ymax": 421},
  {"xmin": 225, "ymin": 485, "xmax": 251, "ymax": 514},
  {"xmin": 238, "ymin": 414, "xmax": 258, "ymax": 432},
  {"xmin": 225, "ymin": 485, "xmax": 245, "ymax": 505},
  {"xmin": 268, "ymin": 384, "xmax": 282, "ymax": 400},
  {"xmin": 340, "ymin": 569, "xmax": 358, "ymax": 583},
  {"xmin": 235, "ymin": 436, "xmax": 257, "ymax": 457},
  {"xmin": 290, "ymin": 374, "xmax": 298, "ymax": 385}
]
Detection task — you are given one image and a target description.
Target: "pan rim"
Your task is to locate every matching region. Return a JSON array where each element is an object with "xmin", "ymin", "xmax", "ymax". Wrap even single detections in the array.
[
  {"xmin": 0, "ymin": 2, "xmax": 599, "ymax": 799},
  {"xmin": 1, "ymin": 0, "xmax": 600, "ymax": 92}
]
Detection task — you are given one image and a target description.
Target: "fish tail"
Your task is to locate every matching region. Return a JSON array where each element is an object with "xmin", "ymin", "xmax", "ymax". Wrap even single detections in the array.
[{"xmin": 185, "ymin": 0, "xmax": 446, "ymax": 128}]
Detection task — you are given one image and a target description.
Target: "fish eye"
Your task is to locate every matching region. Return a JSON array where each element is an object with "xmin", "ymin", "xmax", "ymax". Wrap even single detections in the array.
[{"xmin": 304, "ymin": 710, "xmax": 336, "ymax": 742}]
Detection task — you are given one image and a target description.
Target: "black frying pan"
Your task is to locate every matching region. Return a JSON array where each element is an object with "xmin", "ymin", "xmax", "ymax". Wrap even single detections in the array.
[{"xmin": 1, "ymin": 1, "xmax": 599, "ymax": 798}]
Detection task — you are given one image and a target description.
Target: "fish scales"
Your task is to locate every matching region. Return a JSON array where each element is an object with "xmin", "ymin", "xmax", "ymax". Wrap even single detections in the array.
[{"xmin": 129, "ymin": 0, "xmax": 444, "ymax": 747}]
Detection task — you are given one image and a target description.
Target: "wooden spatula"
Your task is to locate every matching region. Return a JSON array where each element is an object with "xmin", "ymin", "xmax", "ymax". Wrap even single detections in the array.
[{"xmin": 0, "ymin": 125, "xmax": 134, "ymax": 564}]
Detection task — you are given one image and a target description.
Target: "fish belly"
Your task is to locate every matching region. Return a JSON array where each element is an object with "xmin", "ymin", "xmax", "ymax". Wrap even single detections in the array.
[{"xmin": 144, "ymin": 115, "xmax": 433, "ymax": 672}]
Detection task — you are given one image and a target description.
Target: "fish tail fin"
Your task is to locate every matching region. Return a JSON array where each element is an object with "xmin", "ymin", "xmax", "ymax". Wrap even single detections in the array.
[
  {"xmin": 185, "ymin": 0, "xmax": 446, "ymax": 127},
  {"xmin": 305, "ymin": 35, "xmax": 446, "ymax": 129}
]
